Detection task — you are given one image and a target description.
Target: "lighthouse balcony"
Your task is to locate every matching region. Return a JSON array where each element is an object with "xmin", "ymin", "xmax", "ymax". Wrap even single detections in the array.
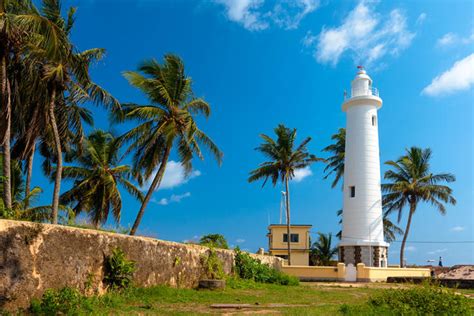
[{"xmin": 345, "ymin": 87, "xmax": 379, "ymax": 99}]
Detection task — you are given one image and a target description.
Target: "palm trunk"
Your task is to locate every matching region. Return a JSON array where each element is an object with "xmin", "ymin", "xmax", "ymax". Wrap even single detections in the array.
[
  {"xmin": 24, "ymin": 143, "xmax": 35, "ymax": 209},
  {"xmin": 285, "ymin": 175, "xmax": 292, "ymax": 266},
  {"xmin": 49, "ymin": 88, "xmax": 62, "ymax": 224},
  {"xmin": 2, "ymin": 69, "xmax": 12, "ymax": 210},
  {"xmin": 400, "ymin": 202, "xmax": 416, "ymax": 267},
  {"xmin": 129, "ymin": 145, "xmax": 171, "ymax": 236}
]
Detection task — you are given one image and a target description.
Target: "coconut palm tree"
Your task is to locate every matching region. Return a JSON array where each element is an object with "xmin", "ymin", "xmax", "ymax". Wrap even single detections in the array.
[
  {"xmin": 35, "ymin": 0, "xmax": 118, "ymax": 224},
  {"xmin": 115, "ymin": 54, "xmax": 222, "ymax": 236},
  {"xmin": 383, "ymin": 147, "xmax": 456, "ymax": 267},
  {"xmin": 248, "ymin": 124, "xmax": 322, "ymax": 265},
  {"xmin": 310, "ymin": 232, "xmax": 338, "ymax": 266},
  {"xmin": 0, "ymin": 0, "xmax": 65, "ymax": 210},
  {"xmin": 60, "ymin": 130, "xmax": 143, "ymax": 228},
  {"xmin": 322, "ymin": 127, "xmax": 345, "ymax": 189}
]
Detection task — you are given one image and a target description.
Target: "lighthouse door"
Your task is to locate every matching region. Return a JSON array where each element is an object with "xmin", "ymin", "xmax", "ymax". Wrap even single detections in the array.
[{"xmin": 345, "ymin": 264, "xmax": 357, "ymax": 282}]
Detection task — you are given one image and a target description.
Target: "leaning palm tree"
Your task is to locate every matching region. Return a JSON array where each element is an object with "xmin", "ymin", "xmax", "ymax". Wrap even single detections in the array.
[
  {"xmin": 60, "ymin": 130, "xmax": 143, "ymax": 228},
  {"xmin": 310, "ymin": 232, "xmax": 338, "ymax": 266},
  {"xmin": 115, "ymin": 54, "xmax": 222, "ymax": 235},
  {"xmin": 248, "ymin": 124, "xmax": 322, "ymax": 265},
  {"xmin": 383, "ymin": 147, "xmax": 456, "ymax": 267},
  {"xmin": 322, "ymin": 128, "xmax": 345, "ymax": 189}
]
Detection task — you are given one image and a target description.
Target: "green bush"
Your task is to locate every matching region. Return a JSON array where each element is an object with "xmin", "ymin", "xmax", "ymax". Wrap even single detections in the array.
[
  {"xmin": 200, "ymin": 248, "xmax": 225, "ymax": 280},
  {"xmin": 233, "ymin": 248, "xmax": 298, "ymax": 286},
  {"xmin": 104, "ymin": 248, "xmax": 136, "ymax": 290},
  {"xmin": 340, "ymin": 285, "xmax": 472, "ymax": 315},
  {"xmin": 30, "ymin": 287, "xmax": 83, "ymax": 315}
]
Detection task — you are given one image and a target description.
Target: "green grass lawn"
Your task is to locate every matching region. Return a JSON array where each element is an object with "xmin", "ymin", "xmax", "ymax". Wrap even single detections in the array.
[
  {"xmin": 66, "ymin": 281, "xmax": 387, "ymax": 315},
  {"xmin": 31, "ymin": 279, "xmax": 474, "ymax": 315}
]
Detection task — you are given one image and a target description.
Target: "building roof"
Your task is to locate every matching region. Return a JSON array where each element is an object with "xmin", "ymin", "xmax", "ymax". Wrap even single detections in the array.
[{"xmin": 268, "ymin": 224, "xmax": 312, "ymax": 228}]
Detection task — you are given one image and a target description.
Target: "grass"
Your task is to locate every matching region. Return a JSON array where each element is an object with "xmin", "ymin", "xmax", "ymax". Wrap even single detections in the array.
[
  {"xmin": 32, "ymin": 280, "xmax": 379, "ymax": 315},
  {"xmin": 29, "ymin": 280, "xmax": 474, "ymax": 315}
]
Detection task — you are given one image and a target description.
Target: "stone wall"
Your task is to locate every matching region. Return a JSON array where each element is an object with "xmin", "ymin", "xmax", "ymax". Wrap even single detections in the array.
[{"xmin": 0, "ymin": 220, "xmax": 282, "ymax": 311}]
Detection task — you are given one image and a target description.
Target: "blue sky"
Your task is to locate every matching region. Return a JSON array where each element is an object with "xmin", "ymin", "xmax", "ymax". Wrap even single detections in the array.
[{"xmin": 31, "ymin": 0, "xmax": 473, "ymax": 266}]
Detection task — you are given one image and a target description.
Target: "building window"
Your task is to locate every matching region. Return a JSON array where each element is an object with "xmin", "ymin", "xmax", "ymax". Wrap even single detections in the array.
[
  {"xmin": 283, "ymin": 233, "xmax": 299, "ymax": 243},
  {"xmin": 350, "ymin": 186, "xmax": 355, "ymax": 198},
  {"xmin": 372, "ymin": 115, "xmax": 377, "ymax": 126}
]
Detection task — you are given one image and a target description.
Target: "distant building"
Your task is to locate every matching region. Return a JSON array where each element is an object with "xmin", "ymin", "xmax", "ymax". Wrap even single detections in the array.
[{"xmin": 267, "ymin": 224, "xmax": 312, "ymax": 266}]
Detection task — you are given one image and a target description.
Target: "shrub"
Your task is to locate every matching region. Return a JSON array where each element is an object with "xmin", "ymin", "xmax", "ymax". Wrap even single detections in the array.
[
  {"xmin": 199, "ymin": 234, "xmax": 229, "ymax": 249},
  {"xmin": 340, "ymin": 285, "xmax": 472, "ymax": 315},
  {"xmin": 233, "ymin": 248, "xmax": 298, "ymax": 286},
  {"xmin": 201, "ymin": 248, "xmax": 225, "ymax": 280},
  {"xmin": 30, "ymin": 287, "xmax": 83, "ymax": 315},
  {"xmin": 104, "ymin": 248, "xmax": 136, "ymax": 290}
]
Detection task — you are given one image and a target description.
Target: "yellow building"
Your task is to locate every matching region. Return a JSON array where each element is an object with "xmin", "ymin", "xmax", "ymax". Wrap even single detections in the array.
[{"xmin": 267, "ymin": 224, "xmax": 312, "ymax": 266}]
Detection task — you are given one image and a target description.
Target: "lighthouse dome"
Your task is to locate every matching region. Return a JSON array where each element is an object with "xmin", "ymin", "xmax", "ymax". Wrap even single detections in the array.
[{"xmin": 342, "ymin": 67, "xmax": 382, "ymax": 112}]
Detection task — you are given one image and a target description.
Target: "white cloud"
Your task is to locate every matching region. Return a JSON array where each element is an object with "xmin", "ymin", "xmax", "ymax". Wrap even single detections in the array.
[
  {"xmin": 428, "ymin": 248, "xmax": 447, "ymax": 255},
  {"xmin": 422, "ymin": 54, "xmax": 474, "ymax": 97},
  {"xmin": 236, "ymin": 238, "xmax": 246, "ymax": 243},
  {"xmin": 292, "ymin": 166, "xmax": 312, "ymax": 182},
  {"xmin": 309, "ymin": 1, "xmax": 415, "ymax": 66},
  {"xmin": 157, "ymin": 192, "xmax": 192, "ymax": 206},
  {"xmin": 451, "ymin": 226, "xmax": 466, "ymax": 232},
  {"xmin": 214, "ymin": 0, "xmax": 318, "ymax": 31},
  {"xmin": 143, "ymin": 160, "xmax": 201, "ymax": 191},
  {"xmin": 269, "ymin": 0, "xmax": 320, "ymax": 30},
  {"xmin": 416, "ymin": 12, "xmax": 426, "ymax": 26},
  {"xmin": 437, "ymin": 31, "xmax": 474, "ymax": 47},
  {"xmin": 405, "ymin": 246, "xmax": 416, "ymax": 252}
]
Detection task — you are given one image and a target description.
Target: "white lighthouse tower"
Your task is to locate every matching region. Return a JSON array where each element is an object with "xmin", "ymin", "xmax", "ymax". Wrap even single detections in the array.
[{"xmin": 339, "ymin": 67, "xmax": 389, "ymax": 267}]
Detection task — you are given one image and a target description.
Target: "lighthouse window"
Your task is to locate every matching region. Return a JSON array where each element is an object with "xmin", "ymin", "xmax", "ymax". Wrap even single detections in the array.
[
  {"xmin": 350, "ymin": 186, "xmax": 356, "ymax": 198},
  {"xmin": 372, "ymin": 115, "xmax": 377, "ymax": 126}
]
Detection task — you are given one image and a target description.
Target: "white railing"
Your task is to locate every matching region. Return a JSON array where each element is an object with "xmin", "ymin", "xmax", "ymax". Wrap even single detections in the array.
[{"xmin": 344, "ymin": 87, "xmax": 379, "ymax": 99}]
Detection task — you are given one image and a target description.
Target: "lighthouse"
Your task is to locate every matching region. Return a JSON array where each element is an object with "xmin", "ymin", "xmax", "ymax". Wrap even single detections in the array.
[{"xmin": 339, "ymin": 67, "xmax": 389, "ymax": 268}]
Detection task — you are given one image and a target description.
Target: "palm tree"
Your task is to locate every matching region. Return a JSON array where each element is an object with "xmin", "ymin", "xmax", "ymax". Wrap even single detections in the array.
[
  {"xmin": 115, "ymin": 54, "xmax": 222, "ymax": 235},
  {"xmin": 383, "ymin": 147, "xmax": 456, "ymax": 267},
  {"xmin": 310, "ymin": 233, "xmax": 338, "ymax": 266},
  {"xmin": 0, "ymin": 0, "xmax": 65, "ymax": 210},
  {"xmin": 35, "ymin": 1, "xmax": 118, "ymax": 224},
  {"xmin": 322, "ymin": 128, "xmax": 345, "ymax": 189},
  {"xmin": 60, "ymin": 130, "xmax": 143, "ymax": 228},
  {"xmin": 248, "ymin": 124, "xmax": 322, "ymax": 265}
]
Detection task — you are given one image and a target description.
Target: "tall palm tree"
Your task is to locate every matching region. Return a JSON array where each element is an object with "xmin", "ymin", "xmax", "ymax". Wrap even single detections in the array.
[
  {"xmin": 60, "ymin": 130, "xmax": 143, "ymax": 228},
  {"xmin": 248, "ymin": 124, "xmax": 322, "ymax": 265},
  {"xmin": 35, "ymin": 0, "xmax": 118, "ymax": 224},
  {"xmin": 383, "ymin": 147, "xmax": 456, "ymax": 267},
  {"xmin": 310, "ymin": 232, "xmax": 338, "ymax": 266},
  {"xmin": 115, "ymin": 54, "xmax": 222, "ymax": 235},
  {"xmin": 322, "ymin": 127, "xmax": 345, "ymax": 189},
  {"xmin": 0, "ymin": 0, "xmax": 65, "ymax": 210}
]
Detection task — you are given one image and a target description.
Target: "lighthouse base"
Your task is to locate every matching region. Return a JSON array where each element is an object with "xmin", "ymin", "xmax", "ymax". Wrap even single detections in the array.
[{"xmin": 339, "ymin": 245, "xmax": 388, "ymax": 267}]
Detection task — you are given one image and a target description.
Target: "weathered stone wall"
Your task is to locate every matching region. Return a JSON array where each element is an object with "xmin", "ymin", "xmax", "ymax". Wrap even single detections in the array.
[{"xmin": 0, "ymin": 220, "xmax": 282, "ymax": 311}]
